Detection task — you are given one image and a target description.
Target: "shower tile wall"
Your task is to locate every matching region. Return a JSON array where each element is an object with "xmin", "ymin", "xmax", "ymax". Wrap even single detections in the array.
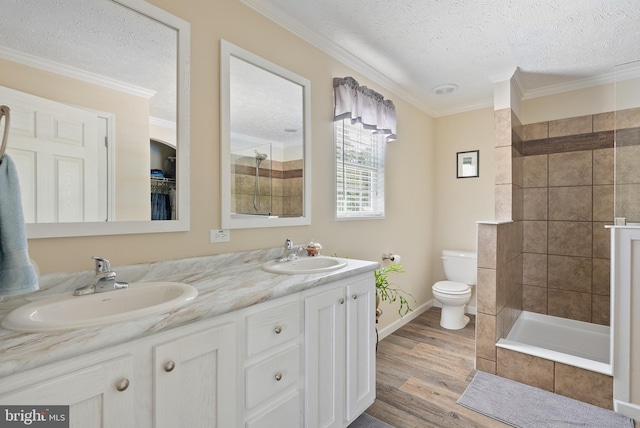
[
  {"xmin": 521, "ymin": 112, "xmax": 624, "ymax": 325},
  {"xmin": 231, "ymin": 156, "xmax": 303, "ymax": 217},
  {"xmin": 496, "ymin": 347, "xmax": 614, "ymax": 409},
  {"xmin": 476, "ymin": 220, "xmax": 522, "ymax": 374},
  {"xmin": 477, "ymin": 105, "xmax": 640, "ymax": 409},
  {"xmin": 476, "ymin": 107, "xmax": 524, "ymax": 374},
  {"xmin": 615, "ymin": 111, "xmax": 640, "ymax": 221},
  {"xmin": 494, "ymin": 109, "xmax": 524, "ymax": 221}
]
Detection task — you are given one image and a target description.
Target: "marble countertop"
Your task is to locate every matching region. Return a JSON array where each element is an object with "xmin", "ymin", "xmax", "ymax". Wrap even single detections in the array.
[{"xmin": 0, "ymin": 248, "xmax": 378, "ymax": 378}]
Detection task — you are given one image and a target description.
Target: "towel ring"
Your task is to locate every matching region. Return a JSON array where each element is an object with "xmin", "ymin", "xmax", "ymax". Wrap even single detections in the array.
[{"xmin": 0, "ymin": 105, "xmax": 10, "ymax": 164}]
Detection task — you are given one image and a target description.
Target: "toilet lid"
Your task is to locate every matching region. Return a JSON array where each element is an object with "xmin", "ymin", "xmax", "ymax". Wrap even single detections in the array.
[{"xmin": 433, "ymin": 280, "xmax": 470, "ymax": 294}]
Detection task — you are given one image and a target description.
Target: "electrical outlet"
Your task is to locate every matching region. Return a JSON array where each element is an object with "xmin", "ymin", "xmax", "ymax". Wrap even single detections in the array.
[{"xmin": 210, "ymin": 229, "xmax": 230, "ymax": 243}]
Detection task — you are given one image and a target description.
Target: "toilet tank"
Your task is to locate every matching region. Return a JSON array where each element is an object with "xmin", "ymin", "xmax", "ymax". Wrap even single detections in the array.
[{"xmin": 442, "ymin": 250, "xmax": 477, "ymax": 285}]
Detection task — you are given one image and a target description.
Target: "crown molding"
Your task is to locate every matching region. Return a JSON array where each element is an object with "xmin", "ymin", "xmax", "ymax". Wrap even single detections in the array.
[
  {"xmin": 522, "ymin": 65, "xmax": 640, "ymax": 100},
  {"xmin": 240, "ymin": 0, "xmax": 437, "ymax": 117},
  {"xmin": 150, "ymin": 116, "xmax": 176, "ymax": 129},
  {"xmin": 0, "ymin": 46, "xmax": 155, "ymax": 99},
  {"xmin": 241, "ymin": 1, "xmax": 640, "ymax": 118}
]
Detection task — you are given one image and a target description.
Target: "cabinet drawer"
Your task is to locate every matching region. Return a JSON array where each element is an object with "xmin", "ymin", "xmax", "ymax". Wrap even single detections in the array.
[
  {"xmin": 246, "ymin": 391, "xmax": 302, "ymax": 428},
  {"xmin": 246, "ymin": 301, "xmax": 301, "ymax": 357},
  {"xmin": 245, "ymin": 345, "xmax": 301, "ymax": 409}
]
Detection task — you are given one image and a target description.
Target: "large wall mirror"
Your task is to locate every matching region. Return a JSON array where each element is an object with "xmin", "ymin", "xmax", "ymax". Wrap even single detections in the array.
[
  {"xmin": 0, "ymin": 0, "xmax": 190, "ymax": 238},
  {"xmin": 220, "ymin": 40, "xmax": 311, "ymax": 229}
]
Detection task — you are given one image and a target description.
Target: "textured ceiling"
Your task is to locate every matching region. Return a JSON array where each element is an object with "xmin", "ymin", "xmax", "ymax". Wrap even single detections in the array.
[
  {"xmin": 0, "ymin": 0, "xmax": 176, "ymax": 121},
  {"xmin": 2, "ymin": 0, "xmax": 639, "ymax": 123},
  {"xmin": 231, "ymin": 55, "xmax": 304, "ymax": 147},
  {"xmin": 243, "ymin": 0, "xmax": 640, "ymax": 116}
]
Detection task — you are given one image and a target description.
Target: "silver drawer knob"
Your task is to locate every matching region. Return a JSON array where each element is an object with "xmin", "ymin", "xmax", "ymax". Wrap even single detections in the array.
[
  {"xmin": 274, "ymin": 326, "xmax": 282, "ymax": 334},
  {"xmin": 116, "ymin": 378, "xmax": 130, "ymax": 392},
  {"xmin": 164, "ymin": 361, "xmax": 176, "ymax": 372},
  {"xmin": 352, "ymin": 294, "xmax": 358, "ymax": 300},
  {"xmin": 275, "ymin": 372, "xmax": 283, "ymax": 381},
  {"xmin": 339, "ymin": 298, "xmax": 345, "ymax": 304}
]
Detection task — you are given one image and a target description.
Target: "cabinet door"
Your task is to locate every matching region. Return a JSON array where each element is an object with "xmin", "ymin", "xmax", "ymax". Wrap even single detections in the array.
[
  {"xmin": 305, "ymin": 285, "xmax": 346, "ymax": 428},
  {"xmin": 345, "ymin": 278, "xmax": 376, "ymax": 423},
  {"xmin": 154, "ymin": 323, "xmax": 236, "ymax": 428},
  {"xmin": 0, "ymin": 356, "xmax": 135, "ymax": 428}
]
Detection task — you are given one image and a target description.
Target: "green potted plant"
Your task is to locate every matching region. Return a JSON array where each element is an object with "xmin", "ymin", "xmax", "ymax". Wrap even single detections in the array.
[
  {"xmin": 374, "ymin": 263, "xmax": 414, "ymax": 318},
  {"xmin": 331, "ymin": 253, "xmax": 414, "ymax": 318}
]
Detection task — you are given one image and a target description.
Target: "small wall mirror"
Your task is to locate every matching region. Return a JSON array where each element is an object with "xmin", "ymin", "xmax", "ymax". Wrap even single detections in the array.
[
  {"xmin": 0, "ymin": 0, "xmax": 190, "ymax": 238},
  {"xmin": 220, "ymin": 40, "xmax": 311, "ymax": 229}
]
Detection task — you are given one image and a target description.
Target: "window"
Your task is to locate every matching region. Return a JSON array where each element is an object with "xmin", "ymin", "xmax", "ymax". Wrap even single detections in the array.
[
  {"xmin": 335, "ymin": 120, "xmax": 385, "ymax": 219},
  {"xmin": 332, "ymin": 76, "xmax": 395, "ymax": 219}
]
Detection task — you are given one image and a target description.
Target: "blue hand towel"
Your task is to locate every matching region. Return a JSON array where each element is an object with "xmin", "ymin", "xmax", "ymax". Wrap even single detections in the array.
[{"xmin": 0, "ymin": 154, "xmax": 38, "ymax": 296}]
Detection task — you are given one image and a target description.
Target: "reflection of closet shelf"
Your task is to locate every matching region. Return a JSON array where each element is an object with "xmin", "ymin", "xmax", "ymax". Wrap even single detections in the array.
[{"xmin": 151, "ymin": 177, "xmax": 176, "ymax": 193}]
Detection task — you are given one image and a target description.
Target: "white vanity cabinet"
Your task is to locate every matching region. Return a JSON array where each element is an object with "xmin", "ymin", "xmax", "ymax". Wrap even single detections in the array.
[
  {"xmin": 0, "ymin": 317, "xmax": 237, "ymax": 428},
  {"xmin": 304, "ymin": 273, "xmax": 376, "ymax": 428},
  {"xmin": 152, "ymin": 322, "xmax": 237, "ymax": 428},
  {"xmin": 0, "ymin": 267, "xmax": 377, "ymax": 428},
  {"xmin": 241, "ymin": 295, "xmax": 304, "ymax": 428},
  {"xmin": 0, "ymin": 354, "xmax": 135, "ymax": 428}
]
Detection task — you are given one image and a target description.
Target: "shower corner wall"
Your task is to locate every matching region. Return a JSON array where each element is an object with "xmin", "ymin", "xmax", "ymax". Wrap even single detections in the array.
[{"xmin": 475, "ymin": 105, "xmax": 524, "ymax": 375}]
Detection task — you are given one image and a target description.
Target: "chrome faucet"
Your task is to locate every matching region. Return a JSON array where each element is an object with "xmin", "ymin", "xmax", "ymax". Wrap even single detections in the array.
[
  {"xmin": 73, "ymin": 256, "xmax": 129, "ymax": 296},
  {"xmin": 278, "ymin": 238, "xmax": 304, "ymax": 262}
]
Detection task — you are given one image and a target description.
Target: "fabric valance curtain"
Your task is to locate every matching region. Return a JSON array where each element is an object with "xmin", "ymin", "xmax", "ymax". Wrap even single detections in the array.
[{"xmin": 333, "ymin": 76, "xmax": 397, "ymax": 141}]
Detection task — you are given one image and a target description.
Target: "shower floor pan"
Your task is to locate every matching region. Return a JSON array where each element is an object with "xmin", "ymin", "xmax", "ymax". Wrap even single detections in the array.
[{"xmin": 496, "ymin": 311, "xmax": 611, "ymax": 375}]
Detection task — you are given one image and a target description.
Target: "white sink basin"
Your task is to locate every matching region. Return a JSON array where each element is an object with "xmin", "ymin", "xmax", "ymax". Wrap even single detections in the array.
[
  {"xmin": 262, "ymin": 256, "xmax": 348, "ymax": 274},
  {"xmin": 1, "ymin": 282, "xmax": 198, "ymax": 332}
]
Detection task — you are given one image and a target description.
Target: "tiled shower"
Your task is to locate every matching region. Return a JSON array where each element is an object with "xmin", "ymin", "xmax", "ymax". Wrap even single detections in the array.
[
  {"xmin": 521, "ymin": 113, "xmax": 620, "ymax": 325},
  {"xmin": 230, "ymin": 155, "xmax": 303, "ymax": 217},
  {"xmin": 476, "ymin": 106, "xmax": 640, "ymax": 409}
]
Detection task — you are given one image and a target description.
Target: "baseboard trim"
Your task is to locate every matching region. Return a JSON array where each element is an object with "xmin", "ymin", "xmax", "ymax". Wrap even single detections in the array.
[
  {"xmin": 377, "ymin": 300, "xmax": 433, "ymax": 341},
  {"xmin": 378, "ymin": 301, "xmax": 478, "ymax": 341},
  {"xmin": 614, "ymin": 400, "xmax": 640, "ymax": 421}
]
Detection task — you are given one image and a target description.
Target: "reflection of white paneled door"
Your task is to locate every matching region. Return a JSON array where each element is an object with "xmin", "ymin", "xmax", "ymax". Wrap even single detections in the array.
[{"xmin": 0, "ymin": 86, "xmax": 106, "ymax": 223}]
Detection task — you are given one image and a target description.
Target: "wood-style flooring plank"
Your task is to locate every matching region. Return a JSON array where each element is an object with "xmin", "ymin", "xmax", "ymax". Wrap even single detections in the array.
[
  {"xmin": 367, "ymin": 307, "xmax": 639, "ymax": 428},
  {"xmin": 367, "ymin": 307, "xmax": 509, "ymax": 427}
]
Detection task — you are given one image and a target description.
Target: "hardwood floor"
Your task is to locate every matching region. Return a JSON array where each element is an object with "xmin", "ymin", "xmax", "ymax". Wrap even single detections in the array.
[{"xmin": 365, "ymin": 307, "xmax": 508, "ymax": 428}]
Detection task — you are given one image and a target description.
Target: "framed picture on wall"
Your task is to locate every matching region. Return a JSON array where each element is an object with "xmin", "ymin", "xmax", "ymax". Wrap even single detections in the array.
[{"xmin": 456, "ymin": 150, "xmax": 479, "ymax": 178}]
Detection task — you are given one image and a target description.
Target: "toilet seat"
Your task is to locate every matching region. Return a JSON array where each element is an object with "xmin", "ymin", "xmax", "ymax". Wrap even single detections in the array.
[{"xmin": 433, "ymin": 280, "xmax": 471, "ymax": 295}]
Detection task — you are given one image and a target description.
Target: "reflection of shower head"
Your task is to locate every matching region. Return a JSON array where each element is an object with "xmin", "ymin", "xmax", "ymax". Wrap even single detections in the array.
[{"xmin": 253, "ymin": 150, "xmax": 268, "ymax": 212}]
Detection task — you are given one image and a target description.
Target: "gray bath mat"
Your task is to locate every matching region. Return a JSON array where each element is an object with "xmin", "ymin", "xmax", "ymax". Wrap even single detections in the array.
[
  {"xmin": 348, "ymin": 413, "xmax": 394, "ymax": 428},
  {"xmin": 458, "ymin": 371, "xmax": 633, "ymax": 428}
]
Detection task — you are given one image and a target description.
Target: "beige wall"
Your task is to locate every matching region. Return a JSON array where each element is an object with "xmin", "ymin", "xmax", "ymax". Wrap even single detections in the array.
[
  {"xmin": 432, "ymin": 108, "xmax": 496, "ymax": 287},
  {"xmin": 150, "ymin": 122, "xmax": 176, "ymax": 148},
  {"xmin": 521, "ymin": 77, "xmax": 640, "ymax": 124},
  {"xmin": 521, "ymin": 85, "xmax": 616, "ymax": 124},
  {"xmin": 24, "ymin": 0, "xmax": 436, "ymax": 332}
]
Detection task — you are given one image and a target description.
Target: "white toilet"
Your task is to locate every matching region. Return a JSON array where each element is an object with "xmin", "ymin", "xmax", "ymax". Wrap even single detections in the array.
[{"xmin": 432, "ymin": 250, "xmax": 476, "ymax": 330}]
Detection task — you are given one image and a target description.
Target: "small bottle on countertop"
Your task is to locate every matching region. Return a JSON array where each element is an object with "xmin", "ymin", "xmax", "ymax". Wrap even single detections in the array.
[{"xmin": 305, "ymin": 241, "xmax": 322, "ymax": 257}]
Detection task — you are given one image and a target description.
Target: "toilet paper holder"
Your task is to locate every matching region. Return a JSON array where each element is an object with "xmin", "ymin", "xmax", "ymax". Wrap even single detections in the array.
[{"xmin": 382, "ymin": 253, "xmax": 399, "ymax": 262}]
